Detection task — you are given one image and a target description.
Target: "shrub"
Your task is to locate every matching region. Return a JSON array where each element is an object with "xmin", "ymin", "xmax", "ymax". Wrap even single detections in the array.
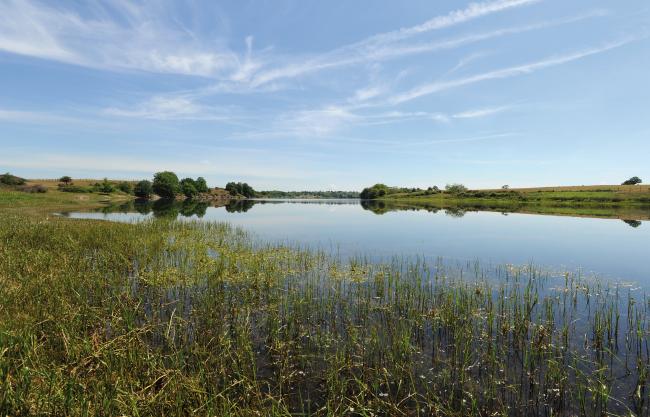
[
  {"xmin": 195, "ymin": 177, "xmax": 209, "ymax": 193},
  {"xmin": 59, "ymin": 185, "xmax": 93, "ymax": 193},
  {"xmin": 181, "ymin": 178, "xmax": 198, "ymax": 199},
  {"xmin": 225, "ymin": 182, "xmax": 255, "ymax": 198},
  {"xmin": 134, "ymin": 180, "xmax": 153, "ymax": 199},
  {"xmin": 117, "ymin": 181, "xmax": 133, "ymax": 194},
  {"xmin": 622, "ymin": 176, "xmax": 642, "ymax": 186},
  {"xmin": 20, "ymin": 184, "xmax": 47, "ymax": 193},
  {"xmin": 0, "ymin": 172, "xmax": 26, "ymax": 186},
  {"xmin": 99, "ymin": 178, "xmax": 115, "ymax": 193},
  {"xmin": 153, "ymin": 171, "xmax": 180, "ymax": 199},
  {"xmin": 445, "ymin": 183, "xmax": 468, "ymax": 194},
  {"xmin": 360, "ymin": 184, "xmax": 390, "ymax": 199}
]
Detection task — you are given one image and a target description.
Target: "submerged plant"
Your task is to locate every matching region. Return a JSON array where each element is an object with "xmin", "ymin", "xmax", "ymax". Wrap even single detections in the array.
[{"xmin": 0, "ymin": 212, "xmax": 648, "ymax": 416}]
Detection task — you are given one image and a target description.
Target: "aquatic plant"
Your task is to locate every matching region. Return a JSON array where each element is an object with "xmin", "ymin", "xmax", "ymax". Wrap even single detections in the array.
[{"xmin": 0, "ymin": 212, "xmax": 648, "ymax": 416}]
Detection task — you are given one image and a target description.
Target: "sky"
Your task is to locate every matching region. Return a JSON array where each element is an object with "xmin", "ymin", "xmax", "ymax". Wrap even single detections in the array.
[{"xmin": 0, "ymin": 0, "xmax": 649, "ymax": 191}]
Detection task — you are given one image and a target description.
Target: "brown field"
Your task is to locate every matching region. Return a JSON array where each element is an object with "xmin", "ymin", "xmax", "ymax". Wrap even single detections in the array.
[{"xmin": 25, "ymin": 178, "xmax": 139, "ymax": 190}]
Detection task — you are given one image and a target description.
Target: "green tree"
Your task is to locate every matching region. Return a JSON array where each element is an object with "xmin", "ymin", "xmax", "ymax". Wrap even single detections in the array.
[
  {"xmin": 117, "ymin": 181, "xmax": 133, "ymax": 194},
  {"xmin": 360, "ymin": 184, "xmax": 390, "ymax": 199},
  {"xmin": 99, "ymin": 178, "xmax": 115, "ymax": 193},
  {"xmin": 225, "ymin": 182, "xmax": 255, "ymax": 198},
  {"xmin": 59, "ymin": 176, "xmax": 72, "ymax": 185},
  {"xmin": 0, "ymin": 172, "xmax": 26, "ymax": 186},
  {"xmin": 195, "ymin": 177, "xmax": 209, "ymax": 193},
  {"xmin": 445, "ymin": 183, "xmax": 468, "ymax": 194},
  {"xmin": 622, "ymin": 176, "xmax": 642, "ymax": 186},
  {"xmin": 180, "ymin": 178, "xmax": 198, "ymax": 199},
  {"xmin": 134, "ymin": 180, "xmax": 153, "ymax": 198},
  {"xmin": 152, "ymin": 171, "xmax": 180, "ymax": 199}
]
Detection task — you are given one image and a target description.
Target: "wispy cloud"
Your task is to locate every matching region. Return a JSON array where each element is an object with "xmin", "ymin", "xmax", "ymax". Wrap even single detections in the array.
[
  {"xmin": 0, "ymin": 0, "xmax": 251, "ymax": 78},
  {"xmin": 248, "ymin": 0, "xmax": 545, "ymax": 86},
  {"xmin": 103, "ymin": 96, "xmax": 236, "ymax": 121},
  {"xmin": 452, "ymin": 106, "xmax": 511, "ymax": 119},
  {"xmin": 389, "ymin": 38, "xmax": 637, "ymax": 104}
]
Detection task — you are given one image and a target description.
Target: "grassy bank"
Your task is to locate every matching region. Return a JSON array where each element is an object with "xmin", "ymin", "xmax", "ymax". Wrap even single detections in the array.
[
  {"xmin": 1, "ymin": 208, "xmax": 649, "ymax": 415},
  {"xmin": 0, "ymin": 185, "xmax": 133, "ymax": 213},
  {"xmin": 368, "ymin": 185, "xmax": 650, "ymax": 218},
  {"xmin": 362, "ymin": 199, "xmax": 650, "ymax": 220}
]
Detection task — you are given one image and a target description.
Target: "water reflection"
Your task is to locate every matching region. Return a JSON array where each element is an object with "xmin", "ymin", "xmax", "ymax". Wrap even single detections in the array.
[
  {"xmin": 97, "ymin": 199, "xmax": 210, "ymax": 218},
  {"xmin": 359, "ymin": 199, "xmax": 649, "ymax": 222},
  {"xmin": 64, "ymin": 198, "xmax": 650, "ymax": 281},
  {"xmin": 623, "ymin": 219, "xmax": 642, "ymax": 228}
]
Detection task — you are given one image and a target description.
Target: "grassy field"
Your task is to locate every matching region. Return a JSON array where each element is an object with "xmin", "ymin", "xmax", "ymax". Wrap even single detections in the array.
[
  {"xmin": 0, "ymin": 184, "xmax": 132, "ymax": 214},
  {"xmin": 375, "ymin": 185, "xmax": 650, "ymax": 216},
  {"xmin": 362, "ymin": 198, "xmax": 650, "ymax": 220},
  {"xmin": 1, "ymin": 197, "xmax": 649, "ymax": 415}
]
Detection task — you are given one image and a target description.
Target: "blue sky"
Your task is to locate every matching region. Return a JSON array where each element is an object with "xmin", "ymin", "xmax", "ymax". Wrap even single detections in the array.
[{"xmin": 0, "ymin": 0, "xmax": 649, "ymax": 190}]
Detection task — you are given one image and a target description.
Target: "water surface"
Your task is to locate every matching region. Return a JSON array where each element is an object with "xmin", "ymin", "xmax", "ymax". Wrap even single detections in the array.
[{"xmin": 64, "ymin": 199, "xmax": 650, "ymax": 282}]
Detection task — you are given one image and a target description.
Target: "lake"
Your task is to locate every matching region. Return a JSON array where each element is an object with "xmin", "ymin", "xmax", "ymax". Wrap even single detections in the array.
[{"xmin": 62, "ymin": 198, "xmax": 650, "ymax": 284}]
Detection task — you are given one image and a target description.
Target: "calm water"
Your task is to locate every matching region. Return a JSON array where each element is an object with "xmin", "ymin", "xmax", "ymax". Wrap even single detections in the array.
[{"xmin": 64, "ymin": 199, "xmax": 650, "ymax": 283}]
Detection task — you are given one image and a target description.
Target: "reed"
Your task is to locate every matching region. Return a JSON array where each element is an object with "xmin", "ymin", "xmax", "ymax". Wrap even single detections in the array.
[{"xmin": 0, "ymin": 212, "xmax": 648, "ymax": 416}]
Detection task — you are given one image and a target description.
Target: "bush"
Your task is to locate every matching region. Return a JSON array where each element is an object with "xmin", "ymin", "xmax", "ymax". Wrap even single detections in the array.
[
  {"xmin": 153, "ymin": 171, "xmax": 180, "ymax": 199},
  {"xmin": 134, "ymin": 180, "xmax": 153, "ymax": 199},
  {"xmin": 117, "ymin": 181, "xmax": 133, "ymax": 194},
  {"xmin": 98, "ymin": 178, "xmax": 115, "ymax": 193},
  {"xmin": 20, "ymin": 184, "xmax": 47, "ymax": 193},
  {"xmin": 445, "ymin": 183, "xmax": 468, "ymax": 194},
  {"xmin": 360, "ymin": 184, "xmax": 390, "ymax": 199},
  {"xmin": 195, "ymin": 177, "xmax": 209, "ymax": 193},
  {"xmin": 225, "ymin": 182, "xmax": 255, "ymax": 198},
  {"xmin": 0, "ymin": 172, "xmax": 26, "ymax": 186},
  {"xmin": 180, "ymin": 178, "xmax": 198, "ymax": 199},
  {"xmin": 622, "ymin": 176, "xmax": 642, "ymax": 186},
  {"xmin": 59, "ymin": 185, "xmax": 93, "ymax": 193}
]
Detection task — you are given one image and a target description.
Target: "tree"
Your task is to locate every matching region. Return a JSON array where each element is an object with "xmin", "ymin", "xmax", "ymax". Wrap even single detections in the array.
[
  {"xmin": 502, "ymin": 185, "xmax": 510, "ymax": 190},
  {"xmin": 195, "ymin": 177, "xmax": 209, "ymax": 193},
  {"xmin": 59, "ymin": 176, "xmax": 72, "ymax": 185},
  {"xmin": 117, "ymin": 181, "xmax": 132, "ymax": 194},
  {"xmin": 1, "ymin": 172, "xmax": 26, "ymax": 186},
  {"xmin": 180, "ymin": 178, "xmax": 198, "ymax": 199},
  {"xmin": 622, "ymin": 176, "xmax": 642, "ymax": 186},
  {"xmin": 225, "ymin": 182, "xmax": 256, "ymax": 198},
  {"xmin": 445, "ymin": 183, "xmax": 468, "ymax": 194},
  {"xmin": 134, "ymin": 180, "xmax": 153, "ymax": 198},
  {"xmin": 360, "ymin": 184, "xmax": 390, "ymax": 199},
  {"xmin": 153, "ymin": 171, "xmax": 180, "ymax": 199},
  {"xmin": 99, "ymin": 178, "xmax": 115, "ymax": 193}
]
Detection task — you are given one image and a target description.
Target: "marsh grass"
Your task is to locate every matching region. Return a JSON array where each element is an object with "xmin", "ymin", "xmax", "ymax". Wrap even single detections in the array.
[{"xmin": 0, "ymin": 212, "xmax": 648, "ymax": 416}]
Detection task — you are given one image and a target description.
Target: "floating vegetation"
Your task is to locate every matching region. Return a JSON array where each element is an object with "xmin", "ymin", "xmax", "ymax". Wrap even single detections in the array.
[{"xmin": 0, "ymin": 212, "xmax": 648, "ymax": 416}]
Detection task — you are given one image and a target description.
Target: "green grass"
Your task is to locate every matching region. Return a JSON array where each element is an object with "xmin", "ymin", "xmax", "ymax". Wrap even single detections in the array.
[
  {"xmin": 1, "ymin": 207, "xmax": 649, "ymax": 416},
  {"xmin": 373, "ymin": 186, "xmax": 650, "ymax": 220},
  {"xmin": 0, "ymin": 185, "xmax": 132, "ymax": 214},
  {"xmin": 362, "ymin": 198, "xmax": 650, "ymax": 220}
]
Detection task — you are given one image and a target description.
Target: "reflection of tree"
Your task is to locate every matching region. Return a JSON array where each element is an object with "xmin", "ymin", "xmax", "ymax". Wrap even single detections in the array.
[
  {"xmin": 444, "ymin": 208, "xmax": 466, "ymax": 218},
  {"xmin": 134, "ymin": 199, "xmax": 152, "ymax": 215},
  {"xmin": 152, "ymin": 199, "xmax": 179, "ymax": 219},
  {"xmin": 360, "ymin": 200, "xmax": 388, "ymax": 215},
  {"xmin": 225, "ymin": 199, "xmax": 256, "ymax": 213},
  {"xmin": 622, "ymin": 219, "xmax": 642, "ymax": 228},
  {"xmin": 360, "ymin": 200, "xmax": 443, "ymax": 215},
  {"xmin": 100, "ymin": 201, "xmax": 134, "ymax": 214},
  {"xmin": 180, "ymin": 200, "xmax": 208, "ymax": 218}
]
